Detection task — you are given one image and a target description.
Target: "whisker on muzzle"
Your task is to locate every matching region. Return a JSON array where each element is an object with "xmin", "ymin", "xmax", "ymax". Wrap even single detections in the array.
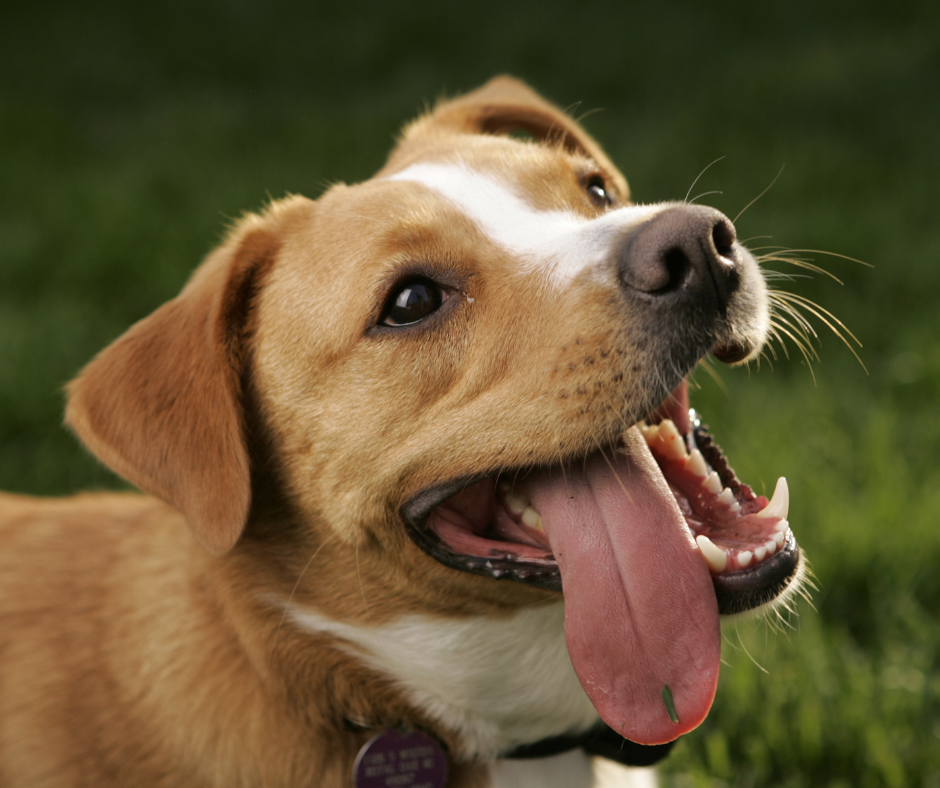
[{"xmin": 755, "ymin": 248, "xmax": 867, "ymax": 377}]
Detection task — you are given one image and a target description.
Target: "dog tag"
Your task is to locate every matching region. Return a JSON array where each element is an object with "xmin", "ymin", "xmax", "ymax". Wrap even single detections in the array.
[{"xmin": 353, "ymin": 729, "xmax": 448, "ymax": 788}]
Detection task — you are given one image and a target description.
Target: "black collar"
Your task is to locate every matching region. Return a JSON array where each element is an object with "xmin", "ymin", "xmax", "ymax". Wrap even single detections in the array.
[{"xmin": 503, "ymin": 722, "xmax": 676, "ymax": 768}]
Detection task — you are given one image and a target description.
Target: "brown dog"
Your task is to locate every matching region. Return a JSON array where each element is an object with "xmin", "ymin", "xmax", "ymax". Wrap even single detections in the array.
[{"xmin": 0, "ymin": 78, "xmax": 801, "ymax": 787}]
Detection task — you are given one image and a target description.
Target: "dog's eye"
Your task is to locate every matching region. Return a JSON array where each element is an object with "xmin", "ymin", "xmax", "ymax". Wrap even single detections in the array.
[
  {"xmin": 586, "ymin": 176, "xmax": 612, "ymax": 207},
  {"xmin": 381, "ymin": 278, "xmax": 446, "ymax": 327}
]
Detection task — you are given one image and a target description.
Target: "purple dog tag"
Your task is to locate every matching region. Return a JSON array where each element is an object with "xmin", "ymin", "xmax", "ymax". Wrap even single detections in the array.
[{"xmin": 353, "ymin": 729, "xmax": 448, "ymax": 788}]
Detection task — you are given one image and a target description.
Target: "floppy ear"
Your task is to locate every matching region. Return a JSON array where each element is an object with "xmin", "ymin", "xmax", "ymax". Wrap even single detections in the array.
[
  {"xmin": 65, "ymin": 218, "xmax": 280, "ymax": 555},
  {"xmin": 406, "ymin": 75, "xmax": 629, "ymax": 200}
]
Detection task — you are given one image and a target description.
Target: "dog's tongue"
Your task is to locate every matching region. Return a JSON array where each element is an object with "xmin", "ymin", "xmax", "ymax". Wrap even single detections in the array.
[{"xmin": 522, "ymin": 427, "xmax": 721, "ymax": 745}]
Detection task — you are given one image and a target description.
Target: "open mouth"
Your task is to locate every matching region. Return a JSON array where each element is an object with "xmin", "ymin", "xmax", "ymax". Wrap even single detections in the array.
[
  {"xmin": 403, "ymin": 382, "xmax": 800, "ymax": 617},
  {"xmin": 402, "ymin": 379, "xmax": 802, "ymax": 744}
]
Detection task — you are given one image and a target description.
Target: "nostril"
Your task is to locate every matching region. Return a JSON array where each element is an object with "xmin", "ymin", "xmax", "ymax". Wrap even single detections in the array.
[
  {"xmin": 660, "ymin": 247, "xmax": 691, "ymax": 293},
  {"xmin": 711, "ymin": 220, "xmax": 735, "ymax": 259}
]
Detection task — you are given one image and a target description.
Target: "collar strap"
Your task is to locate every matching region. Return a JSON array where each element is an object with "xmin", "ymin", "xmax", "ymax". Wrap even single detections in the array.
[{"xmin": 503, "ymin": 722, "xmax": 676, "ymax": 768}]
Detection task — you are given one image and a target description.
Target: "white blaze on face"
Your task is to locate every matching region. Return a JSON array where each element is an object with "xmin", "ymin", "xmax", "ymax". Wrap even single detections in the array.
[{"xmin": 388, "ymin": 163, "xmax": 666, "ymax": 289}]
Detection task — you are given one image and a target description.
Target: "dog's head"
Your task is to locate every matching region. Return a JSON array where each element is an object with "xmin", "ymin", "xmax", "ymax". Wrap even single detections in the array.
[{"xmin": 65, "ymin": 77, "xmax": 801, "ymax": 746}]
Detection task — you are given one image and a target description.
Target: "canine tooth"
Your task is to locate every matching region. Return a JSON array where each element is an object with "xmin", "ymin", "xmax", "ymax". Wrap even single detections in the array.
[
  {"xmin": 521, "ymin": 507, "xmax": 544, "ymax": 531},
  {"xmin": 696, "ymin": 535, "xmax": 727, "ymax": 573},
  {"xmin": 754, "ymin": 546, "xmax": 767, "ymax": 562},
  {"xmin": 504, "ymin": 492, "xmax": 529, "ymax": 516},
  {"xmin": 774, "ymin": 518, "xmax": 790, "ymax": 533},
  {"xmin": 773, "ymin": 531, "xmax": 786, "ymax": 548},
  {"xmin": 702, "ymin": 472, "xmax": 723, "ymax": 495},
  {"xmin": 717, "ymin": 488, "xmax": 735, "ymax": 507},
  {"xmin": 685, "ymin": 449, "xmax": 708, "ymax": 478},
  {"xmin": 737, "ymin": 550, "xmax": 753, "ymax": 568},
  {"xmin": 764, "ymin": 539, "xmax": 777, "ymax": 556},
  {"xmin": 756, "ymin": 477, "xmax": 789, "ymax": 520}
]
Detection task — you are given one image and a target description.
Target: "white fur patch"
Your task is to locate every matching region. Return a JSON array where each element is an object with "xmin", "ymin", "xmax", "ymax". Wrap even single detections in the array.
[
  {"xmin": 489, "ymin": 750, "xmax": 658, "ymax": 788},
  {"xmin": 282, "ymin": 601, "xmax": 600, "ymax": 760},
  {"xmin": 388, "ymin": 163, "xmax": 666, "ymax": 289},
  {"xmin": 490, "ymin": 750, "xmax": 595, "ymax": 788},
  {"xmin": 591, "ymin": 759, "xmax": 660, "ymax": 788}
]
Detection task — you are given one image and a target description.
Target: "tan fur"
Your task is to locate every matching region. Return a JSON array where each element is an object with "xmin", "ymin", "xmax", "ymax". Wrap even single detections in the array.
[{"xmin": 0, "ymin": 77, "xmax": 754, "ymax": 786}]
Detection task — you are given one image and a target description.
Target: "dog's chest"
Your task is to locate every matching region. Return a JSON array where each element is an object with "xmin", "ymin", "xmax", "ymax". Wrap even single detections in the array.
[{"xmin": 284, "ymin": 601, "xmax": 600, "ymax": 761}]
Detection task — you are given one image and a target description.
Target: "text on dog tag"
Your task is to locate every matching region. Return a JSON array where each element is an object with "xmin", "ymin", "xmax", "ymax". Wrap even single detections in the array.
[{"xmin": 353, "ymin": 729, "xmax": 448, "ymax": 788}]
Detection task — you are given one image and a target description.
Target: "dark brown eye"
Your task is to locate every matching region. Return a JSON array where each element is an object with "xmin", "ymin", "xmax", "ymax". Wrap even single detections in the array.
[
  {"xmin": 586, "ymin": 176, "xmax": 612, "ymax": 207},
  {"xmin": 381, "ymin": 278, "xmax": 445, "ymax": 326}
]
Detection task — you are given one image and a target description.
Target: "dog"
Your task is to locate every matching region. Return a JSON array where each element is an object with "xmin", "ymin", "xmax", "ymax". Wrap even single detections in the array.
[{"xmin": 0, "ymin": 77, "xmax": 802, "ymax": 787}]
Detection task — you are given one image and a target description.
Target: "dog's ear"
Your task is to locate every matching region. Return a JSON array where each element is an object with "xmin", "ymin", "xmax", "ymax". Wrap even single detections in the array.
[
  {"xmin": 65, "ymin": 216, "xmax": 280, "ymax": 555},
  {"xmin": 405, "ymin": 76, "xmax": 629, "ymax": 200}
]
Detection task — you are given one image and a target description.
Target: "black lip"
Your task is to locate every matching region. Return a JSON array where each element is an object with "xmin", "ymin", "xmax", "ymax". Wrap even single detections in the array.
[
  {"xmin": 401, "ymin": 474, "xmax": 563, "ymax": 591},
  {"xmin": 400, "ymin": 476, "xmax": 490, "ymax": 525},
  {"xmin": 712, "ymin": 531, "xmax": 802, "ymax": 616},
  {"xmin": 406, "ymin": 521, "xmax": 563, "ymax": 590}
]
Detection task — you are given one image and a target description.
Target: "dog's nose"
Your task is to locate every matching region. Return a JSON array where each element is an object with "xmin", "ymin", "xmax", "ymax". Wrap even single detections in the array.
[{"xmin": 619, "ymin": 205, "xmax": 741, "ymax": 312}]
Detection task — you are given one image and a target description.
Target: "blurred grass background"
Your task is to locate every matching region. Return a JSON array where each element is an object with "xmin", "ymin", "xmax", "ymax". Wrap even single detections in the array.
[{"xmin": 1, "ymin": 0, "xmax": 938, "ymax": 785}]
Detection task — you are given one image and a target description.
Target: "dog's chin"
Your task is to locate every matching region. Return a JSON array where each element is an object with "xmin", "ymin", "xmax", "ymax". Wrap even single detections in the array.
[{"xmin": 402, "ymin": 379, "xmax": 802, "ymax": 618}]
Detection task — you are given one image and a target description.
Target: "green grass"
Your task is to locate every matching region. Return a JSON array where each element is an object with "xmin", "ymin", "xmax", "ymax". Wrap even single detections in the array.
[{"xmin": 2, "ymin": 0, "xmax": 939, "ymax": 784}]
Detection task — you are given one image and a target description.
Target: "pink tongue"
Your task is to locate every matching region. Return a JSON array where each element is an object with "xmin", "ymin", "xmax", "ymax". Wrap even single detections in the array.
[{"xmin": 522, "ymin": 427, "xmax": 721, "ymax": 745}]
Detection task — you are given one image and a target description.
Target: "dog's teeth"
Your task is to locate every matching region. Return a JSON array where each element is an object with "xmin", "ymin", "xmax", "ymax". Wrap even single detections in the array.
[
  {"xmin": 685, "ymin": 448, "xmax": 709, "ymax": 478},
  {"xmin": 658, "ymin": 419, "xmax": 679, "ymax": 438},
  {"xmin": 774, "ymin": 518, "xmax": 790, "ymax": 533},
  {"xmin": 730, "ymin": 501, "xmax": 742, "ymax": 514},
  {"xmin": 754, "ymin": 545, "xmax": 767, "ymax": 562},
  {"xmin": 504, "ymin": 492, "xmax": 529, "ymax": 516},
  {"xmin": 521, "ymin": 507, "xmax": 544, "ymax": 532},
  {"xmin": 717, "ymin": 488, "xmax": 735, "ymax": 507},
  {"xmin": 656, "ymin": 419, "xmax": 687, "ymax": 460},
  {"xmin": 643, "ymin": 423, "xmax": 660, "ymax": 445},
  {"xmin": 756, "ymin": 477, "xmax": 789, "ymax": 520},
  {"xmin": 696, "ymin": 534, "xmax": 727, "ymax": 573},
  {"xmin": 665, "ymin": 440, "xmax": 687, "ymax": 461},
  {"xmin": 737, "ymin": 550, "xmax": 753, "ymax": 568},
  {"xmin": 702, "ymin": 472, "xmax": 723, "ymax": 495},
  {"xmin": 772, "ymin": 530, "xmax": 786, "ymax": 548},
  {"xmin": 764, "ymin": 539, "xmax": 777, "ymax": 556}
]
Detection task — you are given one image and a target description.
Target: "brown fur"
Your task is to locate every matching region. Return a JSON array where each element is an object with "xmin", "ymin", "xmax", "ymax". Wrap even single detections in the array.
[{"xmin": 0, "ymin": 77, "xmax": 743, "ymax": 786}]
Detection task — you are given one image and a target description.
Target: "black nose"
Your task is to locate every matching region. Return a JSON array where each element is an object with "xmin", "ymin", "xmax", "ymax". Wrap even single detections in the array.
[{"xmin": 619, "ymin": 204, "xmax": 740, "ymax": 311}]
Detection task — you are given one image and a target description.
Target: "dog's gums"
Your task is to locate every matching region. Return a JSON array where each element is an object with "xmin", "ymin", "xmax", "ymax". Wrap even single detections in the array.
[
  {"xmin": 638, "ymin": 417, "xmax": 793, "ymax": 575},
  {"xmin": 406, "ymin": 379, "xmax": 801, "ymax": 618}
]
